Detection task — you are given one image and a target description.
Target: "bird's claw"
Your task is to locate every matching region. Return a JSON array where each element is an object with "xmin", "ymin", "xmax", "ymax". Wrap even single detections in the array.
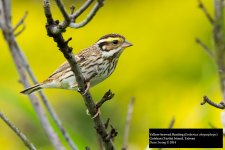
[
  {"xmin": 86, "ymin": 108, "xmax": 101, "ymax": 119},
  {"xmin": 78, "ymin": 82, "xmax": 90, "ymax": 95},
  {"xmin": 92, "ymin": 108, "xmax": 101, "ymax": 119}
]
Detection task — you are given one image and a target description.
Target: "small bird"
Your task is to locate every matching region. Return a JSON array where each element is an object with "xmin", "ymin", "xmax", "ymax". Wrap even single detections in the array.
[{"xmin": 21, "ymin": 34, "xmax": 132, "ymax": 95}]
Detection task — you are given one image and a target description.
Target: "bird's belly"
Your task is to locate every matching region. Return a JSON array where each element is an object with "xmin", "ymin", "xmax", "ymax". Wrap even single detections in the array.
[
  {"xmin": 60, "ymin": 76, "xmax": 77, "ymax": 90},
  {"xmin": 90, "ymin": 63, "xmax": 116, "ymax": 87},
  {"xmin": 90, "ymin": 74, "xmax": 109, "ymax": 87}
]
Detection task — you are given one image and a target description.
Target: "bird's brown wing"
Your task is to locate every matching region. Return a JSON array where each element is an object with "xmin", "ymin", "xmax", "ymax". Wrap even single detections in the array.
[
  {"xmin": 43, "ymin": 45, "xmax": 99, "ymax": 83},
  {"xmin": 48, "ymin": 61, "xmax": 70, "ymax": 78}
]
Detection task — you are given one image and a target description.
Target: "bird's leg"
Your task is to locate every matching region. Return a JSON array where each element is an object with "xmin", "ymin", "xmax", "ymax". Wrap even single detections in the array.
[
  {"xmin": 86, "ymin": 107, "xmax": 101, "ymax": 119},
  {"xmin": 80, "ymin": 72, "xmax": 97, "ymax": 95},
  {"xmin": 82, "ymin": 81, "xmax": 90, "ymax": 95},
  {"xmin": 92, "ymin": 108, "xmax": 101, "ymax": 119}
]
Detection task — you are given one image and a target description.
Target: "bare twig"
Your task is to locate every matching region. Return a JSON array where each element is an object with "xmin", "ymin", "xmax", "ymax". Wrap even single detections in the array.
[
  {"xmin": 97, "ymin": 134, "xmax": 104, "ymax": 150},
  {"xmin": 0, "ymin": 1, "xmax": 64, "ymax": 150},
  {"xmin": 70, "ymin": 5, "xmax": 75, "ymax": 15},
  {"xmin": 85, "ymin": 146, "xmax": 91, "ymax": 150},
  {"xmin": 122, "ymin": 97, "xmax": 135, "ymax": 150},
  {"xmin": 198, "ymin": 0, "xmax": 225, "ymax": 108},
  {"xmin": 13, "ymin": 11, "xmax": 28, "ymax": 32},
  {"xmin": 96, "ymin": 90, "xmax": 115, "ymax": 109},
  {"xmin": 104, "ymin": 118, "xmax": 110, "ymax": 129},
  {"xmin": 208, "ymin": 122, "xmax": 217, "ymax": 128},
  {"xmin": 201, "ymin": 96, "xmax": 225, "ymax": 109},
  {"xmin": 69, "ymin": 0, "xmax": 104, "ymax": 28},
  {"xmin": 168, "ymin": 116, "xmax": 175, "ymax": 129},
  {"xmin": 43, "ymin": 0, "xmax": 115, "ymax": 149},
  {"xmin": 0, "ymin": 111, "xmax": 36, "ymax": 150},
  {"xmin": 14, "ymin": 24, "xmax": 26, "ymax": 36},
  {"xmin": 5, "ymin": 2, "xmax": 77, "ymax": 149},
  {"xmin": 213, "ymin": 0, "xmax": 225, "ymax": 101},
  {"xmin": 72, "ymin": 0, "xmax": 94, "ymax": 19},
  {"xmin": 15, "ymin": 33, "xmax": 78, "ymax": 150},
  {"xmin": 55, "ymin": 0, "xmax": 70, "ymax": 22},
  {"xmin": 158, "ymin": 117, "xmax": 176, "ymax": 150},
  {"xmin": 105, "ymin": 125, "xmax": 118, "ymax": 142},
  {"xmin": 198, "ymin": 0, "xmax": 214, "ymax": 24},
  {"xmin": 196, "ymin": 38, "xmax": 214, "ymax": 57}
]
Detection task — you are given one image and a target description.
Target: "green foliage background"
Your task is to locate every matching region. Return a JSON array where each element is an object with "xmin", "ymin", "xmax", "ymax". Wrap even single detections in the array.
[{"xmin": 0, "ymin": 0, "xmax": 224, "ymax": 149}]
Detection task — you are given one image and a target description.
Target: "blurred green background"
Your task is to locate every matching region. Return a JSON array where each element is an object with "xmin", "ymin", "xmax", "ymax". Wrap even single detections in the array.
[{"xmin": 0, "ymin": 0, "xmax": 224, "ymax": 149}]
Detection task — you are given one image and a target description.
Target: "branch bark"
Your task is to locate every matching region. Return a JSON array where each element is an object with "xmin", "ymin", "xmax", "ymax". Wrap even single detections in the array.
[
  {"xmin": 0, "ymin": 1, "xmax": 65, "ymax": 150},
  {"xmin": 197, "ymin": 0, "xmax": 225, "ymax": 108},
  {"xmin": 43, "ymin": 0, "xmax": 115, "ymax": 149},
  {"xmin": 122, "ymin": 97, "xmax": 135, "ymax": 150},
  {"xmin": 0, "ymin": 111, "xmax": 36, "ymax": 150},
  {"xmin": 213, "ymin": 0, "xmax": 225, "ymax": 101}
]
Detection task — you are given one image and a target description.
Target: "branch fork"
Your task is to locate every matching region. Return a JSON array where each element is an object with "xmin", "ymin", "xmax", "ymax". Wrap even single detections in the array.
[{"xmin": 201, "ymin": 96, "xmax": 225, "ymax": 109}]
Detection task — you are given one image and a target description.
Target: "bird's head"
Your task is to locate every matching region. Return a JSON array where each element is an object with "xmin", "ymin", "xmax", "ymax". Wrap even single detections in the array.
[{"xmin": 96, "ymin": 33, "xmax": 132, "ymax": 58}]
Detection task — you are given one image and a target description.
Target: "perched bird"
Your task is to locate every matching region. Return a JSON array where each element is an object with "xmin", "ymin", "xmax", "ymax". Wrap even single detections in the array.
[{"xmin": 21, "ymin": 34, "xmax": 132, "ymax": 95}]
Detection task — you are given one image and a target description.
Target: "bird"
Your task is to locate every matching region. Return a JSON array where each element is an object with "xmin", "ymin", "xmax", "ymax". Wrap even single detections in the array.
[{"xmin": 20, "ymin": 33, "xmax": 132, "ymax": 95}]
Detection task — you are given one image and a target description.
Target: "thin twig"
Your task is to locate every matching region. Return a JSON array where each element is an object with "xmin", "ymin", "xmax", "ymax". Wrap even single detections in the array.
[
  {"xmin": 122, "ymin": 97, "xmax": 135, "ymax": 150},
  {"xmin": 97, "ymin": 134, "xmax": 104, "ymax": 150},
  {"xmin": 14, "ymin": 24, "xmax": 26, "ymax": 36},
  {"xmin": 105, "ymin": 125, "xmax": 118, "ymax": 142},
  {"xmin": 104, "ymin": 118, "xmax": 110, "ymax": 129},
  {"xmin": 0, "ymin": 111, "xmax": 36, "ymax": 150},
  {"xmin": 13, "ymin": 11, "xmax": 28, "ymax": 32},
  {"xmin": 55, "ymin": 0, "xmax": 70, "ymax": 22},
  {"xmin": 96, "ymin": 90, "xmax": 114, "ymax": 109},
  {"xmin": 158, "ymin": 117, "xmax": 176, "ymax": 150},
  {"xmin": 15, "ymin": 33, "xmax": 78, "ymax": 150},
  {"xmin": 168, "ymin": 116, "xmax": 175, "ymax": 129},
  {"xmin": 72, "ymin": 0, "xmax": 94, "ymax": 19},
  {"xmin": 1, "ymin": 1, "xmax": 64, "ymax": 149},
  {"xmin": 85, "ymin": 146, "xmax": 91, "ymax": 150},
  {"xmin": 201, "ymin": 96, "xmax": 225, "ymax": 109},
  {"xmin": 43, "ymin": 0, "xmax": 115, "ymax": 149},
  {"xmin": 196, "ymin": 38, "xmax": 214, "ymax": 57},
  {"xmin": 208, "ymin": 122, "xmax": 216, "ymax": 128},
  {"xmin": 70, "ymin": 5, "xmax": 75, "ymax": 15},
  {"xmin": 213, "ymin": 0, "xmax": 225, "ymax": 101},
  {"xmin": 197, "ymin": 0, "xmax": 214, "ymax": 24},
  {"xmin": 70, "ymin": 0, "xmax": 104, "ymax": 28}
]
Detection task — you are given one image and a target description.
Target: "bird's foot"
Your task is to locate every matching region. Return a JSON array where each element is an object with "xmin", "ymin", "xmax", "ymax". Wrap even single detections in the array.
[
  {"xmin": 86, "ymin": 108, "xmax": 101, "ymax": 119},
  {"xmin": 77, "ymin": 81, "xmax": 90, "ymax": 95}
]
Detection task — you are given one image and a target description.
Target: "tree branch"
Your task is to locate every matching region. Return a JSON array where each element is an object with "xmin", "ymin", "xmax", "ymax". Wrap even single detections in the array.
[
  {"xmin": 122, "ymin": 97, "xmax": 135, "ymax": 150},
  {"xmin": 43, "ymin": 0, "xmax": 115, "ymax": 149},
  {"xmin": 72, "ymin": 0, "xmax": 94, "ymax": 19},
  {"xmin": 198, "ymin": 0, "xmax": 225, "ymax": 109},
  {"xmin": 69, "ymin": 0, "xmax": 104, "ymax": 28},
  {"xmin": 168, "ymin": 116, "xmax": 175, "ymax": 129},
  {"xmin": 197, "ymin": 0, "xmax": 214, "ymax": 24},
  {"xmin": 0, "ymin": 111, "xmax": 36, "ymax": 150},
  {"xmin": 0, "ymin": 1, "xmax": 65, "ymax": 150},
  {"xmin": 14, "ymin": 24, "xmax": 26, "ymax": 36},
  {"xmin": 13, "ymin": 11, "xmax": 28, "ymax": 32},
  {"xmin": 201, "ymin": 96, "xmax": 225, "ymax": 109},
  {"xmin": 14, "ymin": 28, "xmax": 78, "ymax": 150},
  {"xmin": 55, "ymin": 0, "xmax": 70, "ymax": 22},
  {"xmin": 4, "ymin": 1, "xmax": 78, "ymax": 149},
  {"xmin": 213, "ymin": 0, "xmax": 225, "ymax": 101},
  {"xmin": 96, "ymin": 90, "xmax": 114, "ymax": 109},
  {"xmin": 196, "ymin": 38, "xmax": 214, "ymax": 57}
]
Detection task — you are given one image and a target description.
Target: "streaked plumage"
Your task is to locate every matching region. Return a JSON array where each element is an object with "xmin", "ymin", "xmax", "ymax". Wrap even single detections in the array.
[{"xmin": 21, "ymin": 34, "xmax": 132, "ymax": 94}]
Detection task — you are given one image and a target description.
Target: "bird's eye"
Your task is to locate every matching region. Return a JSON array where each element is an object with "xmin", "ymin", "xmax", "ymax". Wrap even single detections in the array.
[{"xmin": 112, "ymin": 40, "xmax": 118, "ymax": 45}]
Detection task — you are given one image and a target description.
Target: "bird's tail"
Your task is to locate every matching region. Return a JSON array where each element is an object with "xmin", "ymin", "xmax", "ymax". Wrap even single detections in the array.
[{"xmin": 20, "ymin": 84, "xmax": 44, "ymax": 95}]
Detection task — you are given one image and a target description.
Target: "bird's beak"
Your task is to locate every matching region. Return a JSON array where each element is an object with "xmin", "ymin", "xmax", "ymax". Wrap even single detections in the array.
[{"xmin": 122, "ymin": 40, "xmax": 133, "ymax": 48}]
